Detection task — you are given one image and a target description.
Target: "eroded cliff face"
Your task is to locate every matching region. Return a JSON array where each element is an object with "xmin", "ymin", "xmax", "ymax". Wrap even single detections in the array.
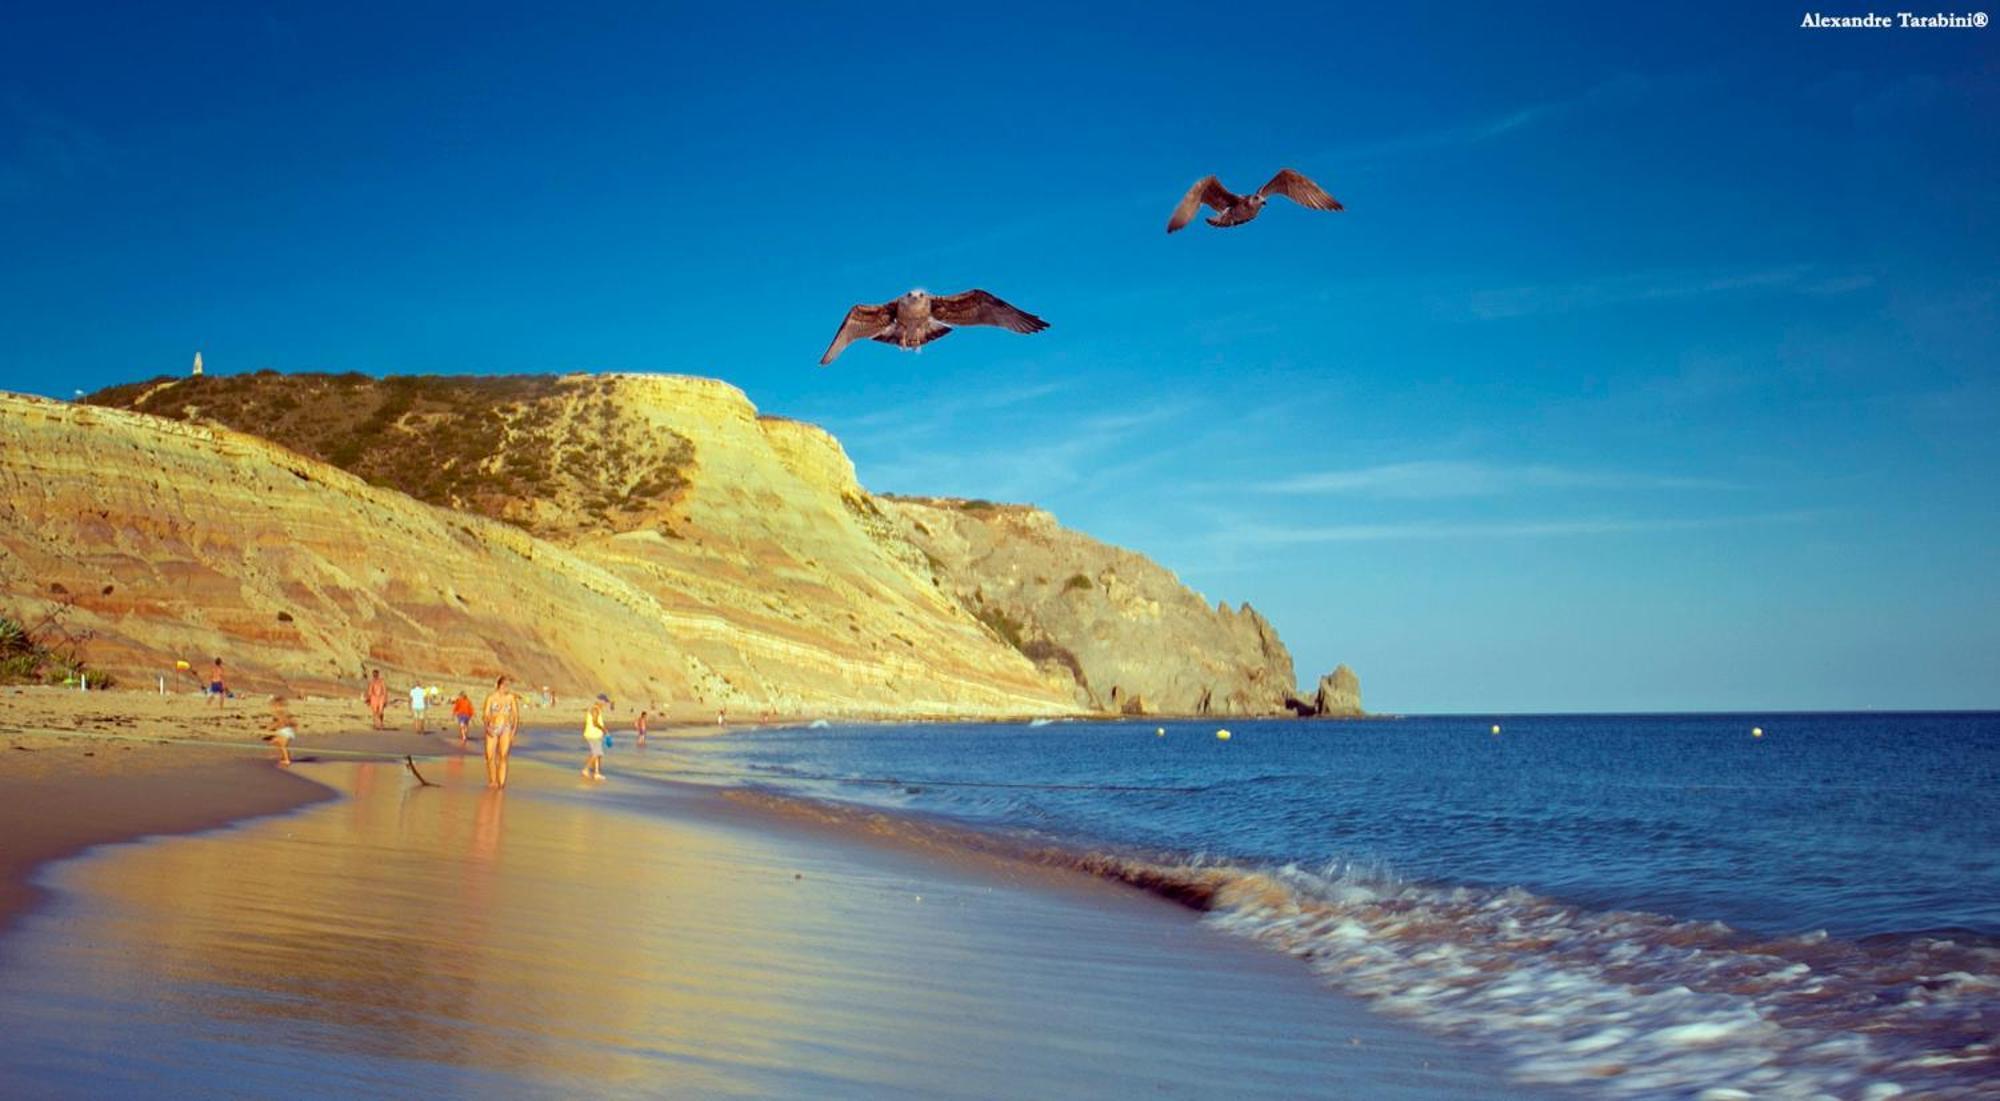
[
  {"xmin": 68, "ymin": 371, "xmax": 1311, "ymax": 716},
  {"xmin": 880, "ymin": 498, "xmax": 1297, "ymax": 715},
  {"xmin": 1, "ymin": 389, "xmax": 1070, "ymax": 715}
]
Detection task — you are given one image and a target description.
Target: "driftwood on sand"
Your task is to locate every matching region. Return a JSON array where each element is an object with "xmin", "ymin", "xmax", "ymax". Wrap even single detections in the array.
[{"xmin": 404, "ymin": 755, "xmax": 438, "ymax": 787}]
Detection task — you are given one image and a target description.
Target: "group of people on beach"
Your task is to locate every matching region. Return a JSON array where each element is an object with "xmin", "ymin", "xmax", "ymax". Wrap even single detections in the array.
[
  {"xmin": 234, "ymin": 661, "xmax": 656, "ymax": 782},
  {"xmin": 358, "ymin": 669, "xmax": 649, "ymax": 788},
  {"xmin": 474, "ymin": 678, "xmax": 653, "ymax": 787}
]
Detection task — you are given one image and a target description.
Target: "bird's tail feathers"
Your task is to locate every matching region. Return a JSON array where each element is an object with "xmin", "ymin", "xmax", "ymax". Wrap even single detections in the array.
[{"xmin": 875, "ymin": 323, "xmax": 954, "ymax": 349}]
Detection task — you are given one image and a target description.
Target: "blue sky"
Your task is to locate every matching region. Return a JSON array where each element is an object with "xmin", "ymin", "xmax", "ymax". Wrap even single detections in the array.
[{"xmin": 3, "ymin": 3, "xmax": 1994, "ymax": 711}]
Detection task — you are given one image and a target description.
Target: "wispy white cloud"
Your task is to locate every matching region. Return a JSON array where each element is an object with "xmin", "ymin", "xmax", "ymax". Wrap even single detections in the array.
[
  {"xmin": 1258, "ymin": 460, "xmax": 1738, "ymax": 498},
  {"xmin": 835, "ymin": 378, "xmax": 1073, "ymax": 436},
  {"xmin": 1327, "ymin": 74, "xmax": 1651, "ymax": 162},
  {"xmin": 1463, "ymin": 265, "xmax": 1874, "ymax": 321},
  {"xmin": 849, "ymin": 397, "xmax": 1192, "ymax": 502},
  {"xmin": 1221, "ymin": 510, "xmax": 1820, "ymax": 547},
  {"xmin": 1072, "ymin": 403, "xmax": 1191, "ymax": 437}
]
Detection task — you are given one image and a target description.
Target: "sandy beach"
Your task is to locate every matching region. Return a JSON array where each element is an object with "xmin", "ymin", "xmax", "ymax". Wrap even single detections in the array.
[
  {"xmin": 0, "ymin": 690, "xmax": 1535, "ymax": 1098},
  {"xmin": 0, "ymin": 686, "xmax": 708, "ymax": 933},
  {"xmin": 0, "ymin": 686, "xmax": 377, "ymax": 935}
]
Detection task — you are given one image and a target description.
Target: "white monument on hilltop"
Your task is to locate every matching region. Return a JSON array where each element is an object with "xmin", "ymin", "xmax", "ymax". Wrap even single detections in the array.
[{"xmin": 191, "ymin": 351, "xmax": 203, "ymax": 377}]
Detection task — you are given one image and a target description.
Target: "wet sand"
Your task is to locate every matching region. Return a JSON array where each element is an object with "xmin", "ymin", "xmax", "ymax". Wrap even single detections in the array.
[
  {"xmin": 0, "ymin": 743, "xmax": 1539, "ymax": 1099},
  {"xmin": 0, "ymin": 686, "xmax": 775, "ymax": 937},
  {"xmin": 0, "ymin": 685, "xmax": 403, "ymax": 934},
  {"xmin": 0, "ymin": 686, "xmax": 750, "ymax": 931}
]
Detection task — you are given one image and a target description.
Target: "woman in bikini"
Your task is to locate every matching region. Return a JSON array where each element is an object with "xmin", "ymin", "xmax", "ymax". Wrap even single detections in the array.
[{"xmin": 481, "ymin": 675, "xmax": 521, "ymax": 789}]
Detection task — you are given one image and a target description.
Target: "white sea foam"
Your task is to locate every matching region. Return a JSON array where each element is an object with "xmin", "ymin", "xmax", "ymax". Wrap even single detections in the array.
[
  {"xmin": 715, "ymin": 780, "xmax": 1999, "ymax": 1099},
  {"xmin": 1196, "ymin": 859, "xmax": 2000, "ymax": 1098}
]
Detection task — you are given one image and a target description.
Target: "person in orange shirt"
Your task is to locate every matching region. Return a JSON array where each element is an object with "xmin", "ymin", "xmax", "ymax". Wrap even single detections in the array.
[{"xmin": 451, "ymin": 691, "xmax": 475, "ymax": 747}]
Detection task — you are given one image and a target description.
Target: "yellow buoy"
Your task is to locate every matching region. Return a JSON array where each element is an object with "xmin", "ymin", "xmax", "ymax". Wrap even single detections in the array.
[
  {"xmin": 1216, "ymin": 729, "xmax": 1231, "ymax": 741},
  {"xmin": 1752, "ymin": 727, "xmax": 1763, "ymax": 738},
  {"xmin": 1156, "ymin": 727, "xmax": 1165, "ymax": 737},
  {"xmin": 1491, "ymin": 724, "xmax": 1501, "ymax": 735}
]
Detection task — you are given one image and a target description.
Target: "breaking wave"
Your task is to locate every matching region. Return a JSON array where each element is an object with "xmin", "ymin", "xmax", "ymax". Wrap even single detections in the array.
[{"xmin": 725, "ymin": 787, "xmax": 1999, "ymax": 1099}]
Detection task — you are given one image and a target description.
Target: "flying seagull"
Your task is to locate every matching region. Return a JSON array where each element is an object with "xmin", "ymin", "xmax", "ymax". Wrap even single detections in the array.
[
  {"xmin": 1166, "ymin": 168, "xmax": 1343, "ymax": 233},
  {"xmin": 819, "ymin": 289, "xmax": 1049, "ymax": 365}
]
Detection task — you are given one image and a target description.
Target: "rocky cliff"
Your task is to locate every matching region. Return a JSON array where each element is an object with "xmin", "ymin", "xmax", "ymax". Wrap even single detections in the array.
[
  {"xmin": 880, "ymin": 497, "xmax": 1296, "ymax": 715},
  {"xmin": 4, "ymin": 387, "xmax": 1070, "ymax": 715},
  {"xmin": 55, "ymin": 371, "xmax": 1309, "ymax": 716}
]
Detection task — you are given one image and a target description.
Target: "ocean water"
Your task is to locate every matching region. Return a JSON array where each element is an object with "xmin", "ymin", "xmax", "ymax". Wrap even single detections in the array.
[{"xmin": 615, "ymin": 712, "xmax": 2000, "ymax": 1099}]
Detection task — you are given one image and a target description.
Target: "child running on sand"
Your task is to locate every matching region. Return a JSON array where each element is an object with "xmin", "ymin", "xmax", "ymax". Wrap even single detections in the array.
[
  {"xmin": 207, "ymin": 658, "xmax": 227, "ymax": 708},
  {"xmin": 452, "ymin": 691, "xmax": 475, "ymax": 746},
  {"xmin": 581, "ymin": 696, "xmax": 607, "ymax": 781},
  {"xmin": 409, "ymin": 684, "xmax": 428, "ymax": 734},
  {"xmin": 263, "ymin": 696, "xmax": 296, "ymax": 766}
]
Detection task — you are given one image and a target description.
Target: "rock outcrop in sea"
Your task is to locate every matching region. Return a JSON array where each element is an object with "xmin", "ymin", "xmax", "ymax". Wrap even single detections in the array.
[
  {"xmin": 1285, "ymin": 665, "xmax": 1364, "ymax": 717},
  {"xmin": 0, "ymin": 371, "xmax": 1328, "ymax": 717},
  {"xmin": 1315, "ymin": 665, "xmax": 1364, "ymax": 716}
]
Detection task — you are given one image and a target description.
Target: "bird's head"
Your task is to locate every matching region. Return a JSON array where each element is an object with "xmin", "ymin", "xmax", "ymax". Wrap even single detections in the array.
[
  {"xmin": 904, "ymin": 288, "xmax": 929, "ymax": 302},
  {"xmin": 1245, "ymin": 194, "xmax": 1267, "ymax": 212}
]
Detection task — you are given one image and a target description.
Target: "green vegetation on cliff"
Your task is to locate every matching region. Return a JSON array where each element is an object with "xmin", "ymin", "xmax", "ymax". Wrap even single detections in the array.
[{"xmin": 89, "ymin": 372, "xmax": 694, "ymax": 537}]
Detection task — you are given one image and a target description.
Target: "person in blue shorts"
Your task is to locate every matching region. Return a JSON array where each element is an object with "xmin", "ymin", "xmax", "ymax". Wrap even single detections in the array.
[{"xmin": 206, "ymin": 658, "xmax": 227, "ymax": 708}]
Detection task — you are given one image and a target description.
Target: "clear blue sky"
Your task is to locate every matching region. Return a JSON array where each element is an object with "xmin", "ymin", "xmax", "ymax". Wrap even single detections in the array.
[{"xmin": 3, "ymin": 3, "xmax": 1994, "ymax": 712}]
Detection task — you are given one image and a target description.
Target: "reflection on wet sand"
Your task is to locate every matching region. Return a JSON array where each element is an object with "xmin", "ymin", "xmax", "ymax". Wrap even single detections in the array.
[{"xmin": 0, "ymin": 759, "xmax": 1538, "ymax": 1099}]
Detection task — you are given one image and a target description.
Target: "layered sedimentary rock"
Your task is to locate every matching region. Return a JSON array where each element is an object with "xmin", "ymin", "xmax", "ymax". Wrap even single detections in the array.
[
  {"xmin": 880, "ymin": 498, "xmax": 1296, "ymax": 715},
  {"xmin": 0, "ymin": 390, "xmax": 1069, "ymax": 715},
  {"xmin": 70, "ymin": 371, "xmax": 1319, "ymax": 716}
]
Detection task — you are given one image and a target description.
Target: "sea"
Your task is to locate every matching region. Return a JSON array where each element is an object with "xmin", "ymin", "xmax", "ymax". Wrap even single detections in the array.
[{"xmin": 626, "ymin": 711, "xmax": 2000, "ymax": 1099}]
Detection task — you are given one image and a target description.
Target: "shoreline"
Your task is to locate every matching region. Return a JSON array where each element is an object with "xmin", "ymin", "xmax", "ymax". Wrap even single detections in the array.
[
  {"xmin": 0, "ymin": 748, "xmax": 1537, "ymax": 1098},
  {"xmin": 0, "ymin": 684, "xmax": 994, "ymax": 936},
  {"xmin": 14, "ymin": 695, "xmax": 1988, "ymax": 1095},
  {"xmin": 0, "ymin": 684, "xmax": 501, "ymax": 934},
  {"xmin": 0, "ymin": 682, "xmax": 1384, "ymax": 938}
]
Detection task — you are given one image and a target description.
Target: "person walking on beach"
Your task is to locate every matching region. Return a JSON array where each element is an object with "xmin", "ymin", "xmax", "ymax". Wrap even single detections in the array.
[
  {"xmin": 452, "ymin": 691, "xmax": 475, "ymax": 746},
  {"xmin": 581, "ymin": 695, "xmax": 608, "ymax": 781},
  {"xmin": 366, "ymin": 670, "xmax": 388, "ymax": 730},
  {"xmin": 409, "ymin": 683, "xmax": 429, "ymax": 734},
  {"xmin": 206, "ymin": 658, "xmax": 227, "ymax": 708},
  {"xmin": 635, "ymin": 710, "xmax": 648, "ymax": 748},
  {"xmin": 482, "ymin": 675, "xmax": 521, "ymax": 789},
  {"xmin": 263, "ymin": 695, "xmax": 297, "ymax": 766}
]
